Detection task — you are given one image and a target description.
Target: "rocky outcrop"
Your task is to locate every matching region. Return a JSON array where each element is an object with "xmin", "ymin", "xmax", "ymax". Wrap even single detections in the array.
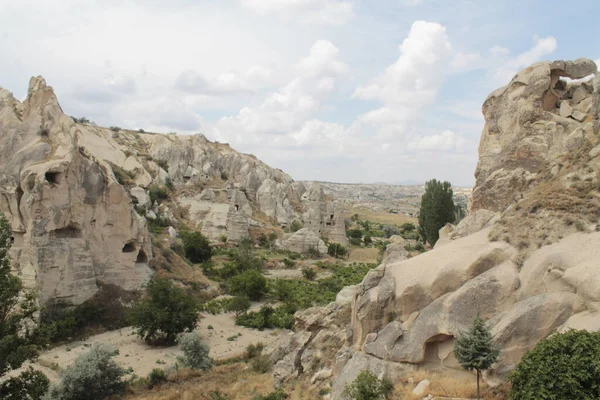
[
  {"xmin": 272, "ymin": 59, "xmax": 600, "ymax": 396},
  {"xmin": 281, "ymin": 228, "xmax": 327, "ymax": 254},
  {"xmin": 472, "ymin": 58, "xmax": 598, "ymax": 212},
  {"xmin": 0, "ymin": 76, "xmax": 345, "ymax": 304}
]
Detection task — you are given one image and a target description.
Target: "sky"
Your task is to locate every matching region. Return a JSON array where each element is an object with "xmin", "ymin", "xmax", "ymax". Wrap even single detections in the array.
[{"xmin": 1, "ymin": 0, "xmax": 599, "ymax": 186}]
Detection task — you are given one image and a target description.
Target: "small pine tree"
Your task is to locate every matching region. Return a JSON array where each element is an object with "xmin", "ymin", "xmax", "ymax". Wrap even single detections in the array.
[
  {"xmin": 418, "ymin": 179, "xmax": 456, "ymax": 245},
  {"xmin": 453, "ymin": 315, "xmax": 500, "ymax": 400}
]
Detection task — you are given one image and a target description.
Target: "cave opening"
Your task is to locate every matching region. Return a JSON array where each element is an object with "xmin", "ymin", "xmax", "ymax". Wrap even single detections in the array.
[
  {"xmin": 136, "ymin": 249, "xmax": 148, "ymax": 263},
  {"xmin": 45, "ymin": 171, "xmax": 62, "ymax": 184},
  {"xmin": 122, "ymin": 242, "xmax": 137, "ymax": 253}
]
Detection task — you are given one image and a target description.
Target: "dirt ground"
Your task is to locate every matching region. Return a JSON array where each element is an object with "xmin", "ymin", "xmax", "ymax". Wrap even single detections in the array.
[{"xmin": 22, "ymin": 313, "xmax": 285, "ymax": 382}]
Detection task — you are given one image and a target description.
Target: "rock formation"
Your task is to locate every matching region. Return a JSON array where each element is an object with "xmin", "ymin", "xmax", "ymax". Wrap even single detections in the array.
[
  {"xmin": 0, "ymin": 76, "xmax": 345, "ymax": 305},
  {"xmin": 272, "ymin": 59, "xmax": 600, "ymax": 398}
]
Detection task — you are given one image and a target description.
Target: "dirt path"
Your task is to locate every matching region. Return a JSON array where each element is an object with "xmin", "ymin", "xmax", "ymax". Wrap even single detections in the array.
[{"xmin": 24, "ymin": 313, "xmax": 284, "ymax": 381}]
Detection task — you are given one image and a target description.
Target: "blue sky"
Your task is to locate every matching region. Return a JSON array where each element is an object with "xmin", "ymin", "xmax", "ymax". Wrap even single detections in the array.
[{"xmin": 1, "ymin": 0, "xmax": 598, "ymax": 186}]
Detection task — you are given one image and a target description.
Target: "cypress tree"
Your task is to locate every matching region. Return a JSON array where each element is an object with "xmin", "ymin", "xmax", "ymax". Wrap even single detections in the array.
[
  {"xmin": 454, "ymin": 315, "xmax": 500, "ymax": 400},
  {"xmin": 418, "ymin": 179, "xmax": 456, "ymax": 245}
]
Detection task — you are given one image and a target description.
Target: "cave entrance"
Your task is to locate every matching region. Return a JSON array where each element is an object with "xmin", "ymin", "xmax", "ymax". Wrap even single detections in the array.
[
  {"xmin": 45, "ymin": 171, "xmax": 62, "ymax": 184},
  {"xmin": 136, "ymin": 249, "xmax": 148, "ymax": 263},
  {"xmin": 122, "ymin": 242, "xmax": 137, "ymax": 253}
]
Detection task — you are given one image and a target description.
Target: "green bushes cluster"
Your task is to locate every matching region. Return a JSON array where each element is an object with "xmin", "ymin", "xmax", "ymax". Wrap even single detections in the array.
[
  {"xmin": 228, "ymin": 270, "xmax": 268, "ymax": 301},
  {"xmin": 177, "ymin": 332, "xmax": 211, "ymax": 370},
  {"xmin": 342, "ymin": 370, "xmax": 393, "ymax": 400},
  {"xmin": 328, "ymin": 242, "xmax": 348, "ymax": 258},
  {"xmin": 180, "ymin": 231, "xmax": 213, "ymax": 264},
  {"xmin": 148, "ymin": 184, "xmax": 170, "ymax": 204}
]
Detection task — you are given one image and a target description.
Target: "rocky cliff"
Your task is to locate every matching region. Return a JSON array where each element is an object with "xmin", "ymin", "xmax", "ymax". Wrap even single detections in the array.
[
  {"xmin": 272, "ymin": 58, "xmax": 600, "ymax": 397},
  {"xmin": 0, "ymin": 76, "xmax": 346, "ymax": 305}
]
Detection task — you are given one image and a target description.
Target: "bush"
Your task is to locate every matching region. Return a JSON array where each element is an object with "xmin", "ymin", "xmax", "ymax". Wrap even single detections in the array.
[
  {"xmin": 226, "ymin": 296, "xmax": 251, "ymax": 317},
  {"xmin": 0, "ymin": 367, "xmax": 49, "ymax": 400},
  {"xmin": 289, "ymin": 220, "xmax": 303, "ymax": 233},
  {"xmin": 328, "ymin": 243, "xmax": 348, "ymax": 258},
  {"xmin": 109, "ymin": 126, "xmax": 121, "ymax": 132},
  {"xmin": 45, "ymin": 344, "xmax": 125, "ymax": 400},
  {"xmin": 346, "ymin": 228, "xmax": 362, "ymax": 239},
  {"xmin": 148, "ymin": 184, "xmax": 170, "ymax": 204},
  {"xmin": 302, "ymin": 267, "xmax": 317, "ymax": 281},
  {"xmin": 342, "ymin": 370, "xmax": 393, "ymax": 400},
  {"xmin": 363, "ymin": 235, "xmax": 372, "ymax": 245},
  {"xmin": 156, "ymin": 159, "xmax": 169, "ymax": 171},
  {"xmin": 282, "ymin": 258, "xmax": 295, "ymax": 268},
  {"xmin": 146, "ymin": 368, "xmax": 167, "ymax": 389},
  {"xmin": 246, "ymin": 342, "xmax": 265, "ymax": 359},
  {"xmin": 254, "ymin": 390, "xmax": 288, "ymax": 400},
  {"xmin": 306, "ymin": 246, "xmax": 321, "ymax": 258},
  {"xmin": 181, "ymin": 231, "xmax": 212, "ymax": 264},
  {"xmin": 509, "ymin": 330, "xmax": 600, "ymax": 399},
  {"xmin": 147, "ymin": 216, "xmax": 171, "ymax": 234},
  {"xmin": 349, "ymin": 237, "xmax": 362, "ymax": 246},
  {"xmin": 250, "ymin": 354, "xmax": 272, "ymax": 374},
  {"xmin": 381, "ymin": 225, "xmax": 400, "ymax": 238},
  {"xmin": 177, "ymin": 332, "xmax": 211, "ymax": 370},
  {"xmin": 138, "ymin": 128, "xmax": 145, "ymax": 133},
  {"xmin": 131, "ymin": 277, "xmax": 199, "ymax": 345},
  {"xmin": 228, "ymin": 270, "xmax": 268, "ymax": 301}
]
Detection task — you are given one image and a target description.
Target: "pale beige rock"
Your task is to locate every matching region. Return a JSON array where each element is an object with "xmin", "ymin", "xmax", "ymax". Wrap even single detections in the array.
[
  {"xmin": 413, "ymin": 379, "xmax": 431, "ymax": 396},
  {"xmin": 281, "ymin": 228, "xmax": 327, "ymax": 254},
  {"xmin": 559, "ymin": 101, "xmax": 573, "ymax": 118}
]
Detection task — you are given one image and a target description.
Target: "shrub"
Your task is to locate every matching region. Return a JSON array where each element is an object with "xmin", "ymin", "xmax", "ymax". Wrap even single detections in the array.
[
  {"xmin": 289, "ymin": 220, "xmax": 303, "ymax": 233},
  {"xmin": 181, "ymin": 231, "xmax": 212, "ymax": 264},
  {"xmin": 250, "ymin": 354, "xmax": 272, "ymax": 374},
  {"xmin": 381, "ymin": 225, "xmax": 400, "ymax": 238},
  {"xmin": 254, "ymin": 390, "xmax": 288, "ymax": 400},
  {"xmin": 156, "ymin": 159, "xmax": 169, "ymax": 171},
  {"xmin": 302, "ymin": 267, "xmax": 317, "ymax": 281},
  {"xmin": 221, "ymin": 171, "xmax": 228, "ymax": 181},
  {"xmin": 147, "ymin": 217, "xmax": 171, "ymax": 234},
  {"xmin": 509, "ymin": 330, "xmax": 600, "ymax": 400},
  {"xmin": 363, "ymin": 235, "xmax": 372, "ymax": 245},
  {"xmin": 346, "ymin": 228, "xmax": 362, "ymax": 239},
  {"xmin": 228, "ymin": 270, "xmax": 268, "ymax": 301},
  {"xmin": 131, "ymin": 277, "xmax": 199, "ymax": 345},
  {"xmin": 226, "ymin": 296, "xmax": 251, "ymax": 317},
  {"xmin": 110, "ymin": 126, "xmax": 121, "ymax": 132},
  {"xmin": 327, "ymin": 243, "xmax": 348, "ymax": 258},
  {"xmin": 246, "ymin": 342, "xmax": 265, "ymax": 359},
  {"xmin": 177, "ymin": 332, "xmax": 211, "ymax": 370},
  {"xmin": 38, "ymin": 128, "xmax": 50, "ymax": 137},
  {"xmin": 148, "ymin": 184, "xmax": 169, "ymax": 204},
  {"xmin": 146, "ymin": 368, "xmax": 167, "ymax": 389},
  {"xmin": 0, "ymin": 367, "xmax": 49, "ymax": 400},
  {"xmin": 306, "ymin": 246, "xmax": 321, "ymax": 258},
  {"xmin": 342, "ymin": 370, "xmax": 393, "ymax": 400},
  {"xmin": 138, "ymin": 128, "xmax": 145, "ymax": 133},
  {"xmin": 349, "ymin": 237, "xmax": 362, "ymax": 246},
  {"xmin": 45, "ymin": 344, "xmax": 125, "ymax": 400},
  {"xmin": 282, "ymin": 258, "xmax": 295, "ymax": 268}
]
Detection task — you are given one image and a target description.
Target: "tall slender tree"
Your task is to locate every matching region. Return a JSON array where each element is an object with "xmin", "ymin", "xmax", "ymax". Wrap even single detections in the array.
[
  {"xmin": 0, "ymin": 212, "xmax": 49, "ymax": 399},
  {"xmin": 454, "ymin": 315, "xmax": 500, "ymax": 400},
  {"xmin": 418, "ymin": 179, "xmax": 456, "ymax": 245}
]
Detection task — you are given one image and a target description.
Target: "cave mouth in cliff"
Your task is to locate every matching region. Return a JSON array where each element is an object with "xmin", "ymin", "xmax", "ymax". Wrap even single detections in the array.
[
  {"xmin": 136, "ymin": 249, "xmax": 148, "ymax": 263},
  {"xmin": 45, "ymin": 171, "xmax": 62, "ymax": 184},
  {"xmin": 50, "ymin": 225, "xmax": 82, "ymax": 239},
  {"xmin": 122, "ymin": 242, "xmax": 137, "ymax": 253},
  {"xmin": 424, "ymin": 333, "xmax": 454, "ymax": 363}
]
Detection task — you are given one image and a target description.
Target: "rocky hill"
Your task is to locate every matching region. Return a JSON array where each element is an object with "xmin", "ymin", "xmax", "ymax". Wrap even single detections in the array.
[
  {"xmin": 271, "ymin": 58, "xmax": 600, "ymax": 397},
  {"xmin": 0, "ymin": 77, "xmax": 346, "ymax": 306}
]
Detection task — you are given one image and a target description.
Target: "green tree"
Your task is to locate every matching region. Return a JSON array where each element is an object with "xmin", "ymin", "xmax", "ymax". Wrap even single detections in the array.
[
  {"xmin": 509, "ymin": 330, "xmax": 600, "ymax": 400},
  {"xmin": 418, "ymin": 179, "xmax": 456, "ymax": 245},
  {"xmin": 454, "ymin": 315, "xmax": 500, "ymax": 400},
  {"xmin": 342, "ymin": 370, "xmax": 393, "ymax": 400},
  {"xmin": 131, "ymin": 277, "xmax": 199, "ymax": 345},
  {"xmin": 228, "ymin": 270, "xmax": 268, "ymax": 301},
  {"xmin": 0, "ymin": 213, "xmax": 49, "ymax": 399},
  {"xmin": 45, "ymin": 344, "xmax": 125, "ymax": 400},
  {"xmin": 226, "ymin": 296, "xmax": 251, "ymax": 317},
  {"xmin": 302, "ymin": 267, "xmax": 317, "ymax": 281},
  {"xmin": 177, "ymin": 332, "xmax": 211, "ymax": 370},
  {"xmin": 181, "ymin": 231, "xmax": 213, "ymax": 264},
  {"xmin": 327, "ymin": 243, "xmax": 348, "ymax": 258}
]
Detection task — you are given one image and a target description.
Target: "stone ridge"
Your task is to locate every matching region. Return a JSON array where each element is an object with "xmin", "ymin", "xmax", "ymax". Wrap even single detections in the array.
[{"xmin": 0, "ymin": 76, "xmax": 346, "ymax": 305}]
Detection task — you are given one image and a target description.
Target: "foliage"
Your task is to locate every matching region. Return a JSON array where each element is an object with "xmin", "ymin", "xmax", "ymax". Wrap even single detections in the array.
[
  {"xmin": 342, "ymin": 370, "xmax": 393, "ymax": 400},
  {"xmin": 418, "ymin": 179, "xmax": 456, "ymax": 245},
  {"xmin": 228, "ymin": 270, "xmax": 268, "ymax": 301},
  {"xmin": 253, "ymin": 390, "xmax": 288, "ymax": 400},
  {"xmin": 346, "ymin": 228, "xmax": 363, "ymax": 239},
  {"xmin": 509, "ymin": 330, "xmax": 600, "ymax": 400},
  {"xmin": 138, "ymin": 128, "xmax": 145, "ymax": 133},
  {"xmin": 109, "ymin": 126, "xmax": 121, "ymax": 132},
  {"xmin": 363, "ymin": 235, "xmax": 372, "ymax": 245},
  {"xmin": 156, "ymin": 159, "xmax": 169, "ymax": 171},
  {"xmin": 147, "ymin": 216, "xmax": 171, "ymax": 234},
  {"xmin": 44, "ymin": 344, "xmax": 125, "ymax": 400},
  {"xmin": 349, "ymin": 237, "xmax": 362, "ymax": 246},
  {"xmin": 146, "ymin": 368, "xmax": 167, "ymax": 389},
  {"xmin": 0, "ymin": 213, "xmax": 47, "ymax": 399},
  {"xmin": 177, "ymin": 332, "xmax": 211, "ymax": 370},
  {"xmin": 327, "ymin": 243, "xmax": 348, "ymax": 258},
  {"xmin": 282, "ymin": 258, "xmax": 295, "ymax": 268},
  {"xmin": 109, "ymin": 162, "xmax": 136, "ymax": 186},
  {"xmin": 250, "ymin": 354, "xmax": 273, "ymax": 374},
  {"xmin": 302, "ymin": 267, "xmax": 317, "ymax": 281},
  {"xmin": 289, "ymin": 220, "xmax": 303, "ymax": 233},
  {"xmin": 0, "ymin": 367, "xmax": 49, "ymax": 400},
  {"xmin": 258, "ymin": 233, "xmax": 277, "ymax": 249},
  {"xmin": 225, "ymin": 296, "xmax": 251, "ymax": 317},
  {"xmin": 306, "ymin": 246, "xmax": 321, "ymax": 259},
  {"xmin": 381, "ymin": 225, "xmax": 400, "ymax": 238},
  {"xmin": 246, "ymin": 342, "xmax": 265, "ymax": 359},
  {"xmin": 180, "ymin": 231, "xmax": 213, "ymax": 264},
  {"xmin": 454, "ymin": 315, "xmax": 500, "ymax": 399},
  {"xmin": 131, "ymin": 277, "xmax": 199, "ymax": 345},
  {"xmin": 236, "ymin": 305, "xmax": 295, "ymax": 330},
  {"xmin": 148, "ymin": 184, "xmax": 170, "ymax": 204}
]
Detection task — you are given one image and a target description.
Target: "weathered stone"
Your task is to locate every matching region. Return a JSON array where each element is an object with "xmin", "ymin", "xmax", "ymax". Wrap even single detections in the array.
[
  {"xmin": 571, "ymin": 110, "xmax": 587, "ymax": 122},
  {"xmin": 564, "ymin": 58, "xmax": 598, "ymax": 79},
  {"xmin": 413, "ymin": 379, "xmax": 431, "ymax": 396},
  {"xmin": 559, "ymin": 101, "xmax": 573, "ymax": 117},
  {"xmin": 281, "ymin": 228, "xmax": 327, "ymax": 254}
]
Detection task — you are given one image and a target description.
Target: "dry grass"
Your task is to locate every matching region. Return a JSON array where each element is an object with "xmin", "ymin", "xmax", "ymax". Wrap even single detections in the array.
[
  {"xmin": 393, "ymin": 371, "xmax": 510, "ymax": 400},
  {"xmin": 347, "ymin": 207, "xmax": 417, "ymax": 227},
  {"xmin": 348, "ymin": 247, "xmax": 380, "ymax": 263}
]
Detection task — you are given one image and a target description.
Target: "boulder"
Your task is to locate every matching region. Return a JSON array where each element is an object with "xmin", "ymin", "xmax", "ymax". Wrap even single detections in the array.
[
  {"xmin": 281, "ymin": 228, "xmax": 327, "ymax": 254},
  {"xmin": 413, "ymin": 379, "xmax": 431, "ymax": 396}
]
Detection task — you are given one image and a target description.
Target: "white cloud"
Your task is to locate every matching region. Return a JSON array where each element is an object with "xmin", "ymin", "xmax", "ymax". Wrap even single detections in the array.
[
  {"xmin": 450, "ymin": 52, "xmax": 481, "ymax": 70},
  {"xmin": 240, "ymin": 0, "xmax": 354, "ymax": 24},
  {"xmin": 404, "ymin": 0, "xmax": 424, "ymax": 5},
  {"xmin": 175, "ymin": 66, "xmax": 274, "ymax": 94},
  {"xmin": 490, "ymin": 46, "xmax": 509, "ymax": 57},
  {"xmin": 408, "ymin": 130, "xmax": 463, "ymax": 151},
  {"xmin": 493, "ymin": 36, "xmax": 557, "ymax": 84},
  {"xmin": 354, "ymin": 21, "xmax": 452, "ymax": 129},
  {"xmin": 212, "ymin": 40, "xmax": 348, "ymax": 144}
]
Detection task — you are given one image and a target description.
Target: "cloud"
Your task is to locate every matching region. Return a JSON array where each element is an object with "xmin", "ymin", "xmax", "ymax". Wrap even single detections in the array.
[
  {"xmin": 174, "ymin": 66, "xmax": 274, "ymax": 94},
  {"xmin": 353, "ymin": 21, "xmax": 452, "ymax": 129},
  {"xmin": 450, "ymin": 52, "xmax": 481, "ymax": 70},
  {"xmin": 493, "ymin": 36, "xmax": 557, "ymax": 84},
  {"xmin": 407, "ymin": 130, "xmax": 466, "ymax": 152},
  {"xmin": 212, "ymin": 40, "xmax": 348, "ymax": 142},
  {"xmin": 240, "ymin": 0, "xmax": 354, "ymax": 24},
  {"xmin": 71, "ymin": 74, "xmax": 137, "ymax": 103}
]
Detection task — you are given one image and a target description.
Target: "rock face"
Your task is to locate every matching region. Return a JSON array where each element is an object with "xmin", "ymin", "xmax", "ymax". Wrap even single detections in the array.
[
  {"xmin": 0, "ymin": 76, "xmax": 345, "ymax": 304},
  {"xmin": 273, "ymin": 59, "xmax": 600, "ymax": 397},
  {"xmin": 472, "ymin": 58, "xmax": 598, "ymax": 212},
  {"xmin": 281, "ymin": 228, "xmax": 327, "ymax": 254}
]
